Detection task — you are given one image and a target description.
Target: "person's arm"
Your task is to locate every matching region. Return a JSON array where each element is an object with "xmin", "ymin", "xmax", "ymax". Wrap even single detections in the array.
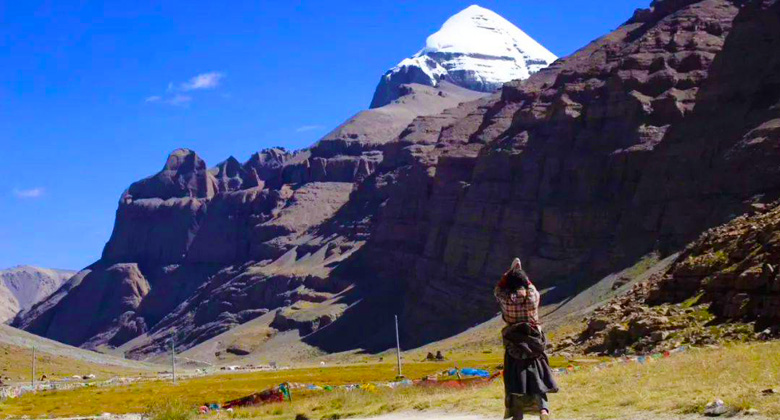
[
  {"xmin": 528, "ymin": 284, "xmax": 540, "ymax": 309},
  {"xmin": 496, "ymin": 272, "xmax": 508, "ymax": 289},
  {"xmin": 495, "ymin": 273, "xmax": 509, "ymax": 299},
  {"xmin": 494, "ymin": 284, "xmax": 507, "ymax": 301}
]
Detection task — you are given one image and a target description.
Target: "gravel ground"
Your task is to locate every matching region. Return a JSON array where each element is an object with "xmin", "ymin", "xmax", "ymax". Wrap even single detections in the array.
[{"xmin": 347, "ymin": 411, "xmax": 772, "ymax": 420}]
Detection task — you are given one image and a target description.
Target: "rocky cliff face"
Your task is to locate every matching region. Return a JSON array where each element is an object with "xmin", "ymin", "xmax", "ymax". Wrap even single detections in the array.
[
  {"xmin": 13, "ymin": 83, "xmax": 486, "ymax": 354},
  {"xmin": 377, "ymin": 0, "xmax": 773, "ymax": 346},
  {"xmin": 457, "ymin": 0, "xmax": 780, "ymax": 355},
  {"xmin": 16, "ymin": 0, "xmax": 780, "ymax": 356}
]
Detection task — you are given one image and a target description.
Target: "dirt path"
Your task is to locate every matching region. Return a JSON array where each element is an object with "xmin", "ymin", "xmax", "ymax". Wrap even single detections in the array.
[
  {"xmin": 32, "ymin": 410, "xmax": 773, "ymax": 420},
  {"xmin": 34, "ymin": 416, "xmax": 143, "ymax": 420},
  {"xmin": 350, "ymin": 413, "xmax": 490, "ymax": 420},
  {"xmin": 349, "ymin": 411, "xmax": 769, "ymax": 420}
]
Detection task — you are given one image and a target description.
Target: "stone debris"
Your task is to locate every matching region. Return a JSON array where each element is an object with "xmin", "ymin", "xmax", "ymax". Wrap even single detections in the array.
[
  {"xmin": 704, "ymin": 399, "xmax": 728, "ymax": 416},
  {"xmin": 557, "ymin": 200, "xmax": 780, "ymax": 356}
]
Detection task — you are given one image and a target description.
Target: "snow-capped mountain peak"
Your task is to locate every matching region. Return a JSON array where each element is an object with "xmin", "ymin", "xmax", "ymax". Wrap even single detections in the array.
[
  {"xmin": 370, "ymin": 4, "xmax": 557, "ymax": 108},
  {"xmin": 423, "ymin": 5, "xmax": 557, "ymax": 70}
]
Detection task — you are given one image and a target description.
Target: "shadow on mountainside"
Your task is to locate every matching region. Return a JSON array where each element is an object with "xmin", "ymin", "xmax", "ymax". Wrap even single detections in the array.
[{"xmin": 307, "ymin": 0, "xmax": 780, "ymax": 354}]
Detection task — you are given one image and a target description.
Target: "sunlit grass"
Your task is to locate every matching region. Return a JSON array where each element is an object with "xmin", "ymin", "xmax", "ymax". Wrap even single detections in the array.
[
  {"xmin": 0, "ymin": 355, "xmax": 506, "ymax": 418},
  {"xmin": 2, "ymin": 342, "xmax": 778, "ymax": 419},
  {"xmin": 145, "ymin": 400, "xmax": 195, "ymax": 420},
  {"xmin": 553, "ymin": 341, "xmax": 780, "ymax": 418},
  {"xmin": 219, "ymin": 384, "xmax": 503, "ymax": 420},
  {"xmin": 0, "ymin": 343, "xmax": 144, "ymax": 383}
]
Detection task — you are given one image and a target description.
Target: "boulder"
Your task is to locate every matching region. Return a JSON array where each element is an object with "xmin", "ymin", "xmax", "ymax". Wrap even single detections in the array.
[{"xmin": 629, "ymin": 316, "xmax": 670, "ymax": 340}]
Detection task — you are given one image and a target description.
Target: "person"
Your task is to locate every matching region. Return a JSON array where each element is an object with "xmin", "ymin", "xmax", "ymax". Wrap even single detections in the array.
[{"xmin": 495, "ymin": 258, "xmax": 558, "ymax": 420}]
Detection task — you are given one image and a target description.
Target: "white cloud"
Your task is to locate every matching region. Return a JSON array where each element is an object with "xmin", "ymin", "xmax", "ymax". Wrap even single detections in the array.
[
  {"xmin": 144, "ymin": 94, "xmax": 191, "ymax": 106},
  {"xmin": 13, "ymin": 188, "xmax": 45, "ymax": 199},
  {"xmin": 145, "ymin": 72, "xmax": 225, "ymax": 106},
  {"xmin": 167, "ymin": 94, "xmax": 192, "ymax": 106},
  {"xmin": 180, "ymin": 72, "xmax": 224, "ymax": 91},
  {"xmin": 296, "ymin": 125, "xmax": 325, "ymax": 133}
]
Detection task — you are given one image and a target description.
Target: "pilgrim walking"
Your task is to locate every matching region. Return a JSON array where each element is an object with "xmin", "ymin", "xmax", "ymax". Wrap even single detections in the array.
[{"xmin": 495, "ymin": 258, "xmax": 558, "ymax": 420}]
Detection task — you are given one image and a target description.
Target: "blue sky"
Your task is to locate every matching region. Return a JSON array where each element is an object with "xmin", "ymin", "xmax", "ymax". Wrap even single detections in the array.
[{"xmin": 0, "ymin": 0, "xmax": 648, "ymax": 270}]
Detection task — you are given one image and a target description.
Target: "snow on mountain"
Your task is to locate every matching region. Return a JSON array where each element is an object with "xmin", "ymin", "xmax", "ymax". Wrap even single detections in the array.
[{"xmin": 370, "ymin": 5, "xmax": 557, "ymax": 108}]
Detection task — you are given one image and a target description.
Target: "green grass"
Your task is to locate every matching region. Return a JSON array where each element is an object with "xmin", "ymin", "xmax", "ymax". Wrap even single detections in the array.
[
  {"xmin": 2, "ymin": 342, "xmax": 779, "ymax": 419},
  {"xmin": 622, "ymin": 253, "xmax": 661, "ymax": 281},
  {"xmin": 680, "ymin": 292, "xmax": 704, "ymax": 309},
  {"xmin": 555, "ymin": 341, "xmax": 780, "ymax": 418},
  {"xmin": 680, "ymin": 250, "xmax": 730, "ymax": 273},
  {"xmin": 220, "ymin": 384, "xmax": 503, "ymax": 420},
  {"xmin": 145, "ymin": 400, "xmax": 195, "ymax": 420},
  {"xmin": 0, "ymin": 356, "xmax": 507, "ymax": 418}
]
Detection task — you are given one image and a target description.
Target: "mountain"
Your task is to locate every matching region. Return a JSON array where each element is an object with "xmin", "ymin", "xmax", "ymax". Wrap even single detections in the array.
[
  {"xmin": 13, "ymin": 82, "xmax": 487, "ymax": 355},
  {"xmin": 0, "ymin": 266, "xmax": 75, "ymax": 322},
  {"xmin": 369, "ymin": 5, "xmax": 557, "ymax": 108},
  {"xmin": 15, "ymin": 0, "xmax": 780, "ymax": 360},
  {"xmin": 0, "ymin": 324, "xmax": 150, "ymax": 383}
]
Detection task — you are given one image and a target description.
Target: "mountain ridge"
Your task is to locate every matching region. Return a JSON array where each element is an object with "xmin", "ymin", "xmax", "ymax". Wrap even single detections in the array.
[
  {"xmin": 0, "ymin": 266, "xmax": 75, "ymax": 323},
  {"xmin": 12, "ymin": 82, "xmax": 488, "ymax": 355}
]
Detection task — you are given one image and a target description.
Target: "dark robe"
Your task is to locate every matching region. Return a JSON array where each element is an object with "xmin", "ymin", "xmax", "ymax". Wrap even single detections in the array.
[{"xmin": 502, "ymin": 322, "xmax": 559, "ymax": 409}]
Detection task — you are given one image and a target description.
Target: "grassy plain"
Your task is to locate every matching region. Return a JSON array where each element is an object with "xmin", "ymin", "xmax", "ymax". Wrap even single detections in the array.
[
  {"xmin": 213, "ymin": 342, "xmax": 780, "ymax": 420},
  {"xmin": 0, "ymin": 354, "xmax": 507, "ymax": 418},
  {"xmin": 2, "ymin": 342, "xmax": 779, "ymax": 419},
  {"xmin": 0, "ymin": 343, "xmax": 145, "ymax": 383}
]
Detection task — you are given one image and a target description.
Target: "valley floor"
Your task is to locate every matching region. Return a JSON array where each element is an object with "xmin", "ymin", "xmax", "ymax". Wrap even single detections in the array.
[{"xmin": 1, "ymin": 342, "xmax": 779, "ymax": 419}]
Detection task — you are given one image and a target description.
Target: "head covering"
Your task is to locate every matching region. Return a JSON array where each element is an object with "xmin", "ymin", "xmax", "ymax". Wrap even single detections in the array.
[{"xmin": 504, "ymin": 257, "xmax": 530, "ymax": 290}]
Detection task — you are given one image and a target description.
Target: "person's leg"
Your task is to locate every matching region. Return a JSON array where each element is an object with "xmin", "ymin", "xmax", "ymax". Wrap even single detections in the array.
[
  {"xmin": 509, "ymin": 394, "xmax": 525, "ymax": 420},
  {"xmin": 538, "ymin": 393, "xmax": 550, "ymax": 419},
  {"xmin": 504, "ymin": 349, "xmax": 523, "ymax": 419}
]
